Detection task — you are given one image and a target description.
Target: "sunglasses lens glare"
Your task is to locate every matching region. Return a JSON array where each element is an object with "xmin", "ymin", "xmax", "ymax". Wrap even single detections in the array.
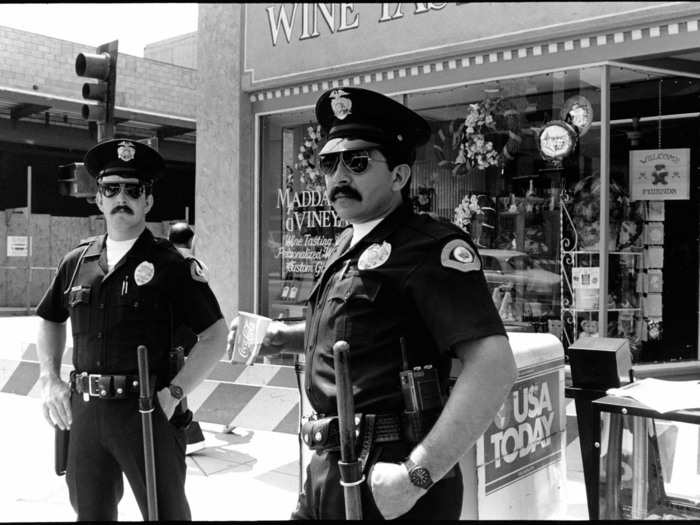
[
  {"xmin": 319, "ymin": 154, "xmax": 339, "ymax": 176},
  {"xmin": 99, "ymin": 183, "xmax": 144, "ymax": 198},
  {"xmin": 343, "ymin": 151, "xmax": 370, "ymax": 174}
]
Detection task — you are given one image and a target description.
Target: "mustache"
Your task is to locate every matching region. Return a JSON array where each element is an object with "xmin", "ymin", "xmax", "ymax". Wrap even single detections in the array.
[
  {"xmin": 329, "ymin": 186, "xmax": 361, "ymax": 202},
  {"xmin": 111, "ymin": 205, "xmax": 134, "ymax": 215}
]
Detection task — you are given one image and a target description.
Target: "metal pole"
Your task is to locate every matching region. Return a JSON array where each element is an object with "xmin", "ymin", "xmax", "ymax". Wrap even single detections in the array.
[
  {"xmin": 598, "ymin": 65, "xmax": 610, "ymax": 336},
  {"xmin": 333, "ymin": 340, "xmax": 363, "ymax": 520},
  {"xmin": 26, "ymin": 166, "xmax": 32, "ymax": 314},
  {"xmin": 137, "ymin": 345, "xmax": 158, "ymax": 521}
]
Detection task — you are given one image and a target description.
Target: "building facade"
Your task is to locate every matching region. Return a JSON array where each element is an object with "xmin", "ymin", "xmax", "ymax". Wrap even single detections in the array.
[{"xmin": 197, "ymin": 2, "xmax": 700, "ymax": 373}]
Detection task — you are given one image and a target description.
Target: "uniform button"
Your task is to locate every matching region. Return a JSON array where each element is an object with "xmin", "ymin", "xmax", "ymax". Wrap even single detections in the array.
[
  {"xmin": 96, "ymin": 361, "xmax": 101, "ymax": 366},
  {"xmin": 99, "ymin": 303, "xmax": 104, "ymax": 310},
  {"xmin": 96, "ymin": 332, "xmax": 103, "ymax": 339}
]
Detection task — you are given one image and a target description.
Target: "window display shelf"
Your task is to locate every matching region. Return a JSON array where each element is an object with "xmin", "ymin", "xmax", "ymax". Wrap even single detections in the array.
[
  {"xmin": 562, "ymin": 250, "xmax": 643, "ymax": 256},
  {"xmin": 563, "ymin": 307, "xmax": 641, "ymax": 313}
]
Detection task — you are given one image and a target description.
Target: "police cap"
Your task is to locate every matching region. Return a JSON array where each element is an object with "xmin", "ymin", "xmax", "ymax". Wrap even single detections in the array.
[
  {"xmin": 83, "ymin": 139, "xmax": 165, "ymax": 182},
  {"xmin": 315, "ymin": 87, "xmax": 431, "ymax": 156}
]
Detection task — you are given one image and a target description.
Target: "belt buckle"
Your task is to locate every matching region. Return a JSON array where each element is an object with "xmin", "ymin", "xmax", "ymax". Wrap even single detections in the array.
[{"xmin": 88, "ymin": 374, "xmax": 102, "ymax": 397}]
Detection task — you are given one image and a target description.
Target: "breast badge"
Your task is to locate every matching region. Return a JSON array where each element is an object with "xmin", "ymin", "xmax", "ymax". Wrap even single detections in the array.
[
  {"xmin": 440, "ymin": 239, "xmax": 481, "ymax": 273},
  {"xmin": 358, "ymin": 241, "xmax": 391, "ymax": 270},
  {"xmin": 134, "ymin": 261, "xmax": 155, "ymax": 286}
]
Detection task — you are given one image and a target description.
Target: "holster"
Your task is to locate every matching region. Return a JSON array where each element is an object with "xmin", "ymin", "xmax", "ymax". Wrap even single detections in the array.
[
  {"xmin": 301, "ymin": 415, "xmax": 344, "ymax": 452},
  {"xmin": 54, "ymin": 426, "xmax": 69, "ymax": 476},
  {"xmin": 169, "ymin": 346, "xmax": 195, "ymax": 430}
]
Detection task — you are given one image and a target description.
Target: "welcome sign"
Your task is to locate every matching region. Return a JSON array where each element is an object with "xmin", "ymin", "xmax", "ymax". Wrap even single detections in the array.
[{"xmin": 629, "ymin": 148, "xmax": 690, "ymax": 201}]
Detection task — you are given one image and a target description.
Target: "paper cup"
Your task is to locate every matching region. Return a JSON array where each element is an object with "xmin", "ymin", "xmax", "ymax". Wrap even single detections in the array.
[{"xmin": 229, "ymin": 311, "xmax": 272, "ymax": 365}]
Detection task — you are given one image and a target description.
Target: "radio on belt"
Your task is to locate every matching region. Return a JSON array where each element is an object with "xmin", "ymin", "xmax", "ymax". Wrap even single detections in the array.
[{"xmin": 399, "ymin": 337, "xmax": 444, "ymax": 443}]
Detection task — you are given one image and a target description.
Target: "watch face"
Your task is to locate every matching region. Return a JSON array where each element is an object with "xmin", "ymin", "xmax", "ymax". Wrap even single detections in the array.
[
  {"xmin": 169, "ymin": 384, "xmax": 184, "ymax": 400},
  {"xmin": 410, "ymin": 467, "xmax": 431, "ymax": 487},
  {"xmin": 407, "ymin": 464, "xmax": 433, "ymax": 489}
]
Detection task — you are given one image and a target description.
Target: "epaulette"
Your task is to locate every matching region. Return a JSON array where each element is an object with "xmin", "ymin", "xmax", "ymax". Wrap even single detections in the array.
[
  {"xmin": 410, "ymin": 211, "xmax": 466, "ymax": 240},
  {"xmin": 152, "ymin": 236, "xmax": 181, "ymax": 254},
  {"xmin": 76, "ymin": 235, "xmax": 100, "ymax": 247}
]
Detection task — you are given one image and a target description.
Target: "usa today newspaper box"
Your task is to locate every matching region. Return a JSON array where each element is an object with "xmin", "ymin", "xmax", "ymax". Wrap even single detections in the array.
[
  {"xmin": 296, "ymin": 332, "xmax": 566, "ymax": 518},
  {"xmin": 456, "ymin": 332, "xmax": 567, "ymax": 519}
]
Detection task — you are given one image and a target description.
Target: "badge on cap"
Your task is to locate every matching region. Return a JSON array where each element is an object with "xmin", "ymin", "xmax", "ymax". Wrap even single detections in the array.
[
  {"xmin": 330, "ymin": 89, "xmax": 352, "ymax": 120},
  {"xmin": 440, "ymin": 239, "xmax": 481, "ymax": 273},
  {"xmin": 134, "ymin": 261, "xmax": 155, "ymax": 286},
  {"xmin": 190, "ymin": 259, "xmax": 209, "ymax": 283},
  {"xmin": 117, "ymin": 141, "xmax": 136, "ymax": 162},
  {"xmin": 358, "ymin": 242, "xmax": 391, "ymax": 270}
]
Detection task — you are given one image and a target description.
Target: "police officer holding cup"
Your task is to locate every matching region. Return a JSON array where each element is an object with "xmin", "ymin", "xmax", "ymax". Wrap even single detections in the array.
[
  {"xmin": 37, "ymin": 139, "xmax": 228, "ymax": 521},
  {"xmin": 227, "ymin": 87, "xmax": 517, "ymax": 520}
]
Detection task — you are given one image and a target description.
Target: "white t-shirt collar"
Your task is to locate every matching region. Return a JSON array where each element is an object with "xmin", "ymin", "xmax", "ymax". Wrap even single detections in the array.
[
  {"xmin": 350, "ymin": 218, "xmax": 383, "ymax": 247},
  {"xmin": 105, "ymin": 236, "xmax": 137, "ymax": 270}
]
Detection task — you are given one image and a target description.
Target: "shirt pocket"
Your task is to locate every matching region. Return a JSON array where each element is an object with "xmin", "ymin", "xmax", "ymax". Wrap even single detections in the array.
[
  {"xmin": 114, "ymin": 286, "xmax": 170, "ymax": 332},
  {"xmin": 67, "ymin": 286, "xmax": 91, "ymax": 334},
  {"xmin": 327, "ymin": 272, "xmax": 382, "ymax": 345}
]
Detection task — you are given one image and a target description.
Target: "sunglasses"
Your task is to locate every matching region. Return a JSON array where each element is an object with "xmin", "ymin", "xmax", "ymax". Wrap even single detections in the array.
[
  {"xmin": 97, "ymin": 182, "xmax": 148, "ymax": 199},
  {"xmin": 318, "ymin": 150, "xmax": 388, "ymax": 176}
]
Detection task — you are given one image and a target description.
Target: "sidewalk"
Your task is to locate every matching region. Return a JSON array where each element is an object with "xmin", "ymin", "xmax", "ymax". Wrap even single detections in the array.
[
  {"xmin": 0, "ymin": 391, "xmax": 589, "ymax": 521},
  {"xmin": 0, "ymin": 393, "xmax": 300, "ymax": 521}
]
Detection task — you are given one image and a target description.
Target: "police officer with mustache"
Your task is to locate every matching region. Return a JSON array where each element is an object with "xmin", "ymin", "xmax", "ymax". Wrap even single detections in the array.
[
  {"xmin": 228, "ymin": 87, "xmax": 517, "ymax": 520},
  {"xmin": 36, "ymin": 139, "xmax": 228, "ymax": 521}
]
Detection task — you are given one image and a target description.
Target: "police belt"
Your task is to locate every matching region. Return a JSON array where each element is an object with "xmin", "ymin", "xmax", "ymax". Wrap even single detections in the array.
[
  {"xmin": 70, "ymin": 371, "xmax": 142, "ymax": 399},
  {"xmin": 301, "ymin": 413, "xmax": 403, "ymax": 453}
]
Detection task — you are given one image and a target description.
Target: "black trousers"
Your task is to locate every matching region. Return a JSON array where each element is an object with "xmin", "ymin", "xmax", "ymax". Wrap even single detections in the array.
[
  {"xmin": 66, "ymin": 393, "xmax": 190, "ymax": 521},
  {"xmin": 291, "ymin": 441, "xmax": 463, "ymax": 520}
]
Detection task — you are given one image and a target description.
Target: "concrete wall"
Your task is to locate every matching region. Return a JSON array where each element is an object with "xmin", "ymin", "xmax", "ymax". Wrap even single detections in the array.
[
  {"xmin": 144, "ymin": 32, "xmax": 197, "ymax": 69},
  {"xmin": 196, "ymin": 5, "xmax": 247, "ymax": 323},
  {"xmin": 0, "ymin": 25, "xmax": 197, "ymax": 118}
]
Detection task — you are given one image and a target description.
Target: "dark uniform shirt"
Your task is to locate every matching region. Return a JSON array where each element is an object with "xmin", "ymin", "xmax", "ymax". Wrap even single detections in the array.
[
  {"xmin": 37, "ymin": 228, "xmax": 223, "ymax": 385},
  {"xmin": 304, "ymin": 204, "xmax": 506, "ymax": 415}
]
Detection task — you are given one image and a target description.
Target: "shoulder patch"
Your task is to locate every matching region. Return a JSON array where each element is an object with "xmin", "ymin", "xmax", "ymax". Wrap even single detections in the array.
[
  {"xmin": 189, "ymin": 258, "xmax": 209, "ymax": 283},
  {"xmin": 440, "ymin": 239, "xmax": 481, "ymax": 273}
]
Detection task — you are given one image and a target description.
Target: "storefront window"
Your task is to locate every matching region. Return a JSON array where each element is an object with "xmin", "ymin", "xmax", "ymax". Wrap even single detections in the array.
[
  {"xmin": 257, "ymin": 64, "xmax": 700, "ymax": 366},
  {"xmin": 405, "ymin": 67, "xmax": 602, "ymax": 337}
]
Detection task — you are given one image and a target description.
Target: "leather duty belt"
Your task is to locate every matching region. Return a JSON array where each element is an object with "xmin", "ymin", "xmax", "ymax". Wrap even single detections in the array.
[
  {"xmin": 70, "ymin": 371, "xmax": 141, "ymax": 400},
  {"xmin": 301, "ymin": 413, "xmax": 402, "ymax": 452}
]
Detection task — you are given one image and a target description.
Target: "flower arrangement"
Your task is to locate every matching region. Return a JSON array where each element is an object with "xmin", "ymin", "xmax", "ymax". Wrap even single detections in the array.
[
  {"xmin": 454, "ymin": 193, "xmax": 496, "ymax": 246},
  {"xmin": 293, "ymin": 124, "xmax": 325, "ymax": 191},
  {"xmin": 455, "ymin": 98, "xmax": 503, "ymax": 171},
  {"xmin": 453, "ymin": 194, "xmax": 484, "ymax": 231}
]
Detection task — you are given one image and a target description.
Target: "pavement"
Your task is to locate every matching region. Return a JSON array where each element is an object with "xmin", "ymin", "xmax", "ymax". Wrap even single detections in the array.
[
  {"xmin": 0, "ymin": 393, "xmax": 301, "ymax": 522},
  {"xmin": 0, "ymin": 390, "xmax": 589, "ymax": 521},
  {"xmin": 0, "ymin": 313, "xmax": 590, "ymax": 521}
]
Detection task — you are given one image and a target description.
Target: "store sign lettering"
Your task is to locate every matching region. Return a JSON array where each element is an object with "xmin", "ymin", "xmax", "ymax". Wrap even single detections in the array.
[
  {"xmin": 266, "ymin": 3, "xmax": 448, "ymax": 45},
  {"xmin": 276, "ymin": 188, "xmax": 345, "ymax": 275},
  {"xmin": 276, "ymin": 188, "xmax": 345, "ymax": 232},
  {"xmin": 481, "ymin": 369, "xmax": 562, "ymax": 494},
  {"xmin": 629, "ymin": 148, "xmax": 690, "ymax": 201}
]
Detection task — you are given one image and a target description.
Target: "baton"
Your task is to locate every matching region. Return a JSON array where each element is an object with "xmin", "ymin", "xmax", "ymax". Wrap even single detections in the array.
[
  {"xmin": 333, "ymin": 340, "xmax": 363, "ymax": 520},
  {"xmin": 137, "ymin": 345, "xmax": 158, "ymax": 521}
]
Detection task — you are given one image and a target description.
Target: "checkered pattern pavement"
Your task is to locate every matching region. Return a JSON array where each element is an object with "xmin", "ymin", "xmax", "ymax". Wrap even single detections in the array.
[{"xmin": 0, "ymin": 334, "xmax": 301, "ymax": 435}]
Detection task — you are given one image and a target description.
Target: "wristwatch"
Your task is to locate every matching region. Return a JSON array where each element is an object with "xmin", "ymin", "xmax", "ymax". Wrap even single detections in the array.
[
  {"xmin": 168, "ymin": 383, "xmax": 184, "ymax": 401},
  {"xmin": 402, "ymin": 458, "xmax": 434, "ymax": 490}
]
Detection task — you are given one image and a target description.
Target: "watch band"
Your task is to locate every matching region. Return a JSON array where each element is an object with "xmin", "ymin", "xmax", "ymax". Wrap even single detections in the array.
[{"xmin": 403, "ymin": 458, "xmax": 434, "ymax": 490}]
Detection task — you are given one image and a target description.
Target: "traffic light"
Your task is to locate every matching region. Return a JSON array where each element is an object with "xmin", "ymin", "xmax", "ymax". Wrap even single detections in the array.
[
  {"xmin": 76, "ymin": 40, "xmax": 118, "ymax": 141},
  {"xmin": 57, "ymin": 162, "xmax": 97, "ymax": 200}
]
